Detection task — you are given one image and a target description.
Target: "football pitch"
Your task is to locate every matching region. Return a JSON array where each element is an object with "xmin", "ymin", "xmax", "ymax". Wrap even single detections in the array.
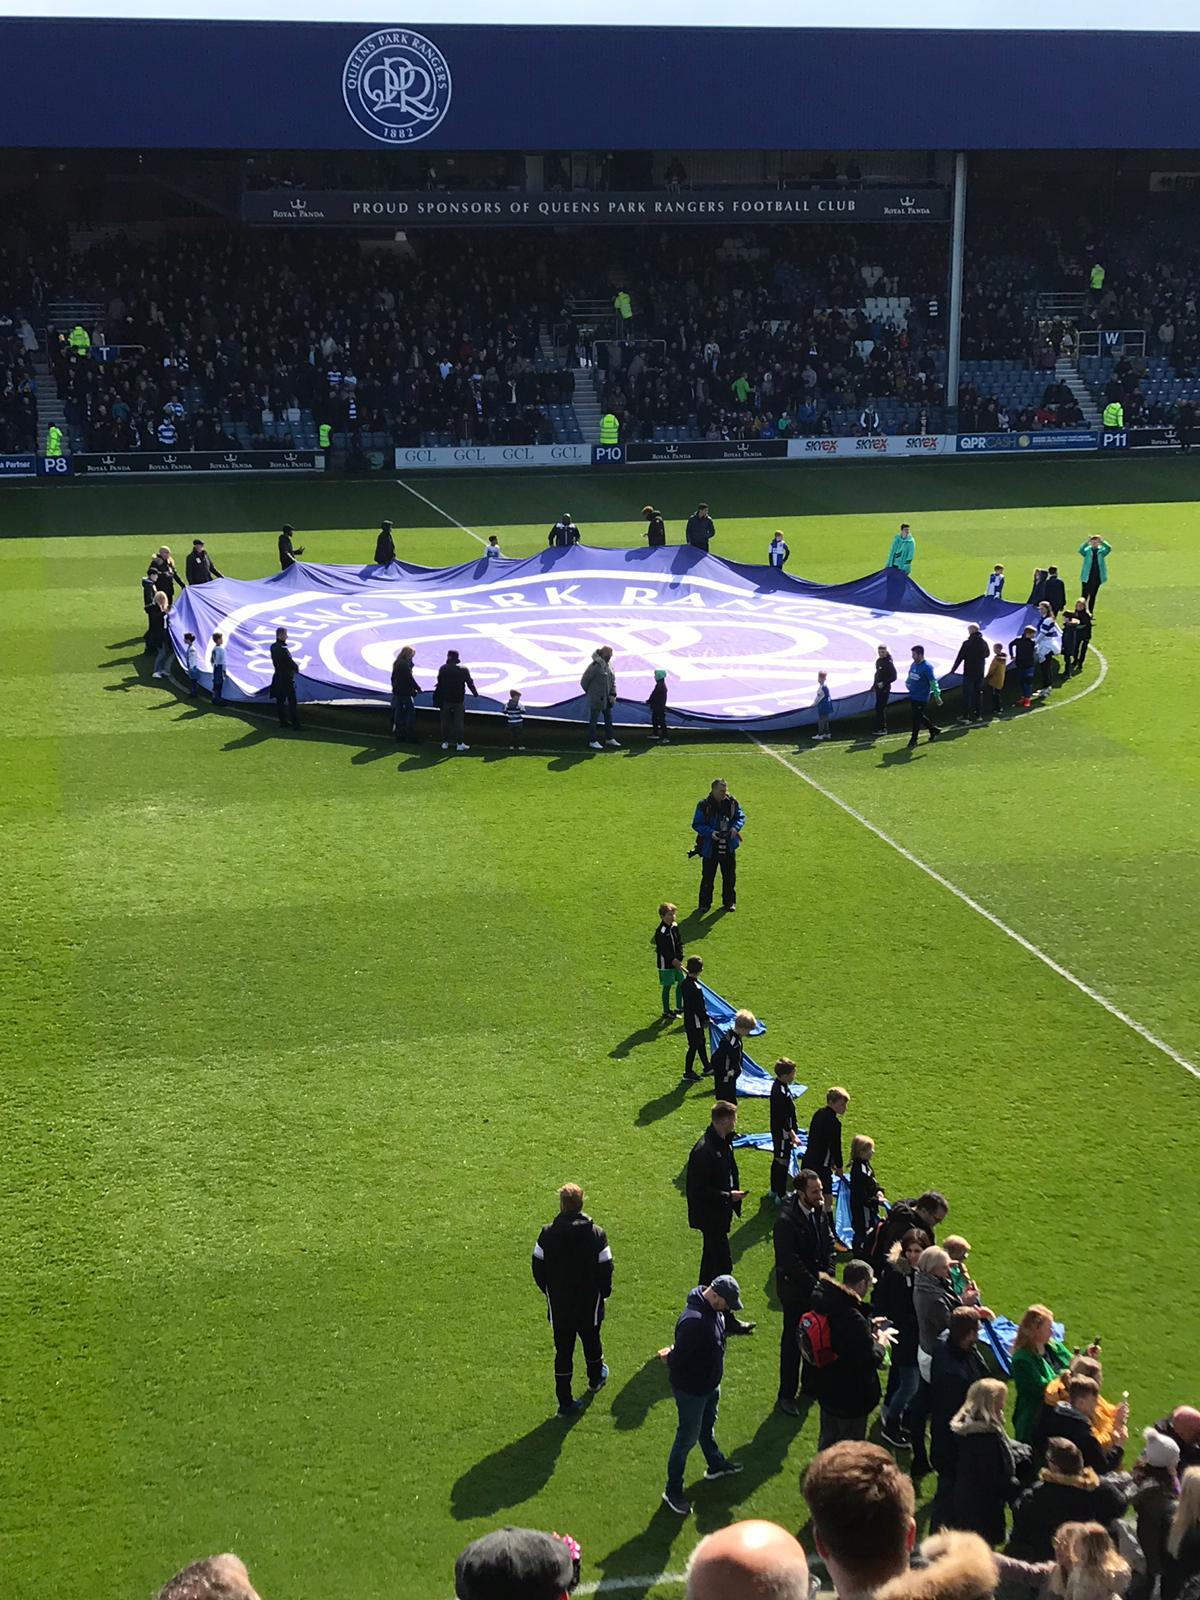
[{"xmin": 2, "ymin": 456, "xmax": 1198, "ymax": 1600}]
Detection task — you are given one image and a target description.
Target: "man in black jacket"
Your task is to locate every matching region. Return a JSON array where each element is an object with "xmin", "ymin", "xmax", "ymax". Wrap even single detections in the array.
[
  {"xmin": 434, "ymin": 649, "xmax": 478, "ymax": 752},
  {"xmin": 928, "ymin": 1306, "xmax": 988, "ymax": 1518},
  {"xmin": 769, "ymin": 1058, "xmax": 801, "ymax": 1202},
  {"xmin": 685, "ymin": 503, "xmax": 715, "ymax": 551},
  {"xmin": 531, "ymin": 1183, "xmax": 613, "ymax": 1417},
  {"xmin": 643, "ymin": 505, "xmax": 666, "ymax": 547},
  {"xmin": 869, "ymin": 1191, "xmax": 949, "ymax": 1273},
  {"xmin": 269, "ymin": 627, "xmax": 302, "ymax": 730},
  {"xmin": 804, "ymin": 1087, "xmax": 849, "ymax": 1199},
  {"xmin": 1044, "ymin": 564, "xmax": 1067, "ymax": 616},
  {"xmin": 949, "ymin": 623, "xmax": 989, "ymax": 724},
  {"xmin": 278, "ymin": 524, "xmax": 305, "ymax": 570},
  {"xmin": 1007, "ymin": 1437, "xmax": 1131, "ymax": 1560},
  {"xmin": 774, "ymin": 1169, "xmax": 836, "ymax": 1415},
  {"xmin": 808, "ymin": 1260, "xmax": 892, "ymax": 1449},
  {"xmin": 185, "ymin": 539, "xmax": 223, "ymax": 584},
  {"xmin": 662, "ymin": 1273, "xmax": 744, "ymax": 1515},
  {"xmin": 1034, "ymin": 1376, "xmax": 1127, "ymax": 1475},
  {"xmin": 374, "ymin": 520, "xmax": 396, "ymax": 565},
  {"xmin": 685, "ymin": 1103, "xmax": 754, "ymax": 1335},
  {"xmin": 547, "ymin": 513, "xmax": 581, "ymax": 547}
]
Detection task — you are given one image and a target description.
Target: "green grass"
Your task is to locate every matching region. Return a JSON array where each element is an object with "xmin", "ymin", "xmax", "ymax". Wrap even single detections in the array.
[{"xmin": 2, "ymin": 458, "xmax": 1198, "ymax": 1600}]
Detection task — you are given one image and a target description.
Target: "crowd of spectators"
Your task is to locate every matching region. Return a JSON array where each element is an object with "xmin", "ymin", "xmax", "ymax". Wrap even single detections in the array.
[{"xmin": 0, "ymin": 245, "xmax": 42, "ymax": 452}]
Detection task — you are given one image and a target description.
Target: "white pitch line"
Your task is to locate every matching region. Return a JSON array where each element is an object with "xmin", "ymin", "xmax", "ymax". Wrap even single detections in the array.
[
  {"xmin": 578, "ymin": 1575, "xmax": 686, "ymax": 1595},
  {"xmin": 395, "ymin": 477, "xmax": 488, "ymax": 546},
  {"xmin": 748, "ymin": 727, "xmax": 1200, "ymax": 1084}
]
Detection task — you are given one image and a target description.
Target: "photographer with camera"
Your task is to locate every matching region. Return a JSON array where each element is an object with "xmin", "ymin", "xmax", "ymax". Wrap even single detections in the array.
[{"xmin": 692, "ymin": 779, "xmax": 745, "ymax": 914}]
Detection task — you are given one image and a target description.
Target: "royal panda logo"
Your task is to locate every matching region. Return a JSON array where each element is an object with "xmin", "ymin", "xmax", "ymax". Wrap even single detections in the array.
[{"xmin": 343, "ymin": 29, "xmax": 452, "ymax": 145}]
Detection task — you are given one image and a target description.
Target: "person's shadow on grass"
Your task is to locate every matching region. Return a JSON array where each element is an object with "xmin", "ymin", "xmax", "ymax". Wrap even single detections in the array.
[
  {"xmin": 610, "ymin": 1014, "xmax": 675, "ymax": 1061},
  {"xmin": 634, "ymin": 1078, "xmax": 692, "ymax": 1127},
  {"xmin": 546, "ymin": 750, "xmax": 598, "ymax": 772},
  {"xmin": 223, "ymin": 726, "xmax": 274, "ymax": 752},
  {"xmin": 595, "ymin": 1505, "xmax": 682, "ymax": 1593},
  {"xmin": 674, "ymin": 909, "xmax": 721, "ymax": 947},
  {"xmin": 701, "ymin": 1402, "xmax": 813, "ymax": 1528},
  {"xmin": 610, "ymin": 1354, "xmax": 671, "ymax": 1432},
  {"xmin": 450, "ymin": 1412, "xmax": 582, "ymax": 1521},
  {"xmin": 729, "ymin": 1202, "xmax": 776, "ymax": 1268}
]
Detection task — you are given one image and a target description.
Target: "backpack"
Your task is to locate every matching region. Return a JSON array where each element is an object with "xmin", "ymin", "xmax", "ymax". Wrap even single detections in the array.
[{"xmin": 798, "ymin": 1309, "xmax": 837, "ymax": 1368}]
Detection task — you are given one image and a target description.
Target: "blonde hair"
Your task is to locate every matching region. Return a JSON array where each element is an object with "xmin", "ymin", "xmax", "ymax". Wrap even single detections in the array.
[
  {"xmin": 154, "ymin": 589, "xmax": 170, "ymax": 613},
  {"xmin": 917, "ymin": 1246, "xmax": 950, "ymax": 1276},
  {"xmin": 1168, "ymin": 1467, "xmax": 1200, "ymax": 1557},
  {"xmin": 850, "ymin": 1134, "xmax": 875, "ymax": 1162},
  {"xmin": 952, "ymin": 1378, "xmax": 1007, "ymax": 1432},
  {"xmin": 734, "ymin": 1009, "xmax": 757, "ymax": 1032},
  {"xmin": 658, "ymin": 902, "xmax": 676, "ymax": 918},
  {"xmin": 558, "ymin": 1184, "xmax": 585, "ymax": 1213},
  {"xmin": 943, "ymin": 1235, "xmax": 971, "ymax": 1261},
  {"xmin": 1013, "ymin": 1304, "xmax": 1054, "ymax": 1352},
  {"xmin": 827, "ymin": 1086, "xmax": 850, "ymax": 1106},
  {"xmin": 1052, "ymin": 1524, "xmax": 1130, "ymax": 1600}
]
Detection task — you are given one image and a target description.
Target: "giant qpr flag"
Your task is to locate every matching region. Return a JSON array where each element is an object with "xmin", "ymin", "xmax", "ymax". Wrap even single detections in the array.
[{"xmin": 169, "ymin": 545, "xmax": 1037, "ymax": 730}]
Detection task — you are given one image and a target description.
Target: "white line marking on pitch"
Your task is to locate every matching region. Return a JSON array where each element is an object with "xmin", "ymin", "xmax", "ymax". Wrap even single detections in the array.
[
  {"xmin": 395, "ymin": 478, "xmax": 488, "ymax": 546},
  {"xmin": 578, "ymin": 1575, "xmax": 685, "ymax": 1595},
  {"xmin": 749, "ymin": 715, "xmax": 1200, "ymax": 1085}
]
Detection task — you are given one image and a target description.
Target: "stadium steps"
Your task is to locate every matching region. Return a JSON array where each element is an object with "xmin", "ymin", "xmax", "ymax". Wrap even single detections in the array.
[
  {"xmin": 1056, "ymin": 355, "xmax": 1102, "ymax": 425},
  {"xmin": 572, "ymin": 367, "xmax": 604, "ymax": 441},
  {"xmin": 30, "ymin": 351, "xmax": 68, "ymax": 446}
]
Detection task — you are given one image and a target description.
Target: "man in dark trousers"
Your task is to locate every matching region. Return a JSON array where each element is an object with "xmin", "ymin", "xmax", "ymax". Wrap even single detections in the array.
[
  {"xmin": 710, "ymin": 1009, "xmax": 754, "ymax": 1103},
  {"xmin": 774, "ymin": 1168, "xmax": 836, "ymax": 1415},
  {"xmin": 949, "ymin": 622, "xmax": 989, "ymax": 724},
  {"xmin": 374, "ymin": 520, "xmax": 396, "ymax": 565},
  {"xmin": 661, "ymin": 1273, "xmax": 745, "ymax": 1515},
  {"xmin": 548, "ymin": 513, "xmax": 582, "ymax": 547},
  {"xmin": 692, "ymin": 778, "xmax": 744, "ymax": 914},
  {"xmin": 531, "ymin": 1182, "xmax": 613, "ymax": 1417},
  {"xmin": 643, "ymin": 505, "xmax": 667, "ymax": 547},
  {"xmin": 1043, "ymin": 564, "xmax": 1067, "ymax": 617},
  {"xmin": 769, "ymin": 1057, "xmax": 801, "ymax": 1203},
  {"xmin": 928, "ymin": 1306, "xmax": 988, "ymax": 1513},
  {"xmin": 433, "ymin": 649, "xmax": 478, "ymax": 752},
  {"xmin": 685, "ymin": 503, "xmax": 715, "ymax": 551},
  {"xmin": 808, "ymin": 1258, "xmax": 893, "ymax": 1449},
  {"xmin": 185, "ymin": 539, "xmax": 223, "ymax": 584},
  {"xmin": 680, "ymin": 956, "xmax": 711, "ymax": 1082},
  {"xmin": 278, "ymin": 525, "xmax": 305, "ymax": 569},
  {"xmin": 685, "ymin": 1102, "xmax": 754, "ymax": 1335},
  {"xmin": 804, "ymin": 1087, "xmax": 849, "ymax": 1200},
  {"xmin": 269, "ymin": 627, "xmax": 302, "ymax": 730}
]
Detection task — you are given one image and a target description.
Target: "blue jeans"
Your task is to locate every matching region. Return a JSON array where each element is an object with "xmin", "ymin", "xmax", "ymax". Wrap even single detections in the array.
[
  {"xmin": 212, "ymin": 665, "xmax": 226, "ymax": 703},
  {"xmin": 588, "ymin": 703, "xmax": 613, "ymax": 742},
  {"xmin": 665, "ymin": 1384, "xmax": 723, "ymax": 1496},
  {"xmin": 881, "ymin": 1361, "xmax": 920, "ymax": 1428},
  {"xmin": 392, "ymin": 692, "xmax": 415, "ymax": 739}
]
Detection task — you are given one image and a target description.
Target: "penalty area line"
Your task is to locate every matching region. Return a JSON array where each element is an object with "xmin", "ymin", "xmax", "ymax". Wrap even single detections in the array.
[
  {"xmin": 748, "ymin": 733, "xmax": 1200, "ymax": 1085},
  {"xmin": 395, "ymin": 478, "xmax": 487, "ymax": 547}
]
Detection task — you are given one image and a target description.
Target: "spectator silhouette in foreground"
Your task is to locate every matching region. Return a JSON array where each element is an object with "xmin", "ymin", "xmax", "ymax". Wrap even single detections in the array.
[
  {"xmin": 685, "ymin": 1520, "xmax": 809, "ymax": 1599},
  {"xmin": 157, "ymin": 1554, "xmax": 261, "ymax": 1600},
  {"xmin": 454, "ymin": 1527, "xmax": 580, "ymax": 1600}
]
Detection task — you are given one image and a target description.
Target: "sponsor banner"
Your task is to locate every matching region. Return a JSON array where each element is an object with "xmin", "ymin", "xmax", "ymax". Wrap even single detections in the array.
[
  {"xmin": 1128, "ymin": 426, "xmax": 1182, "ymax": 449},
  {"xmin": 244, "ymin": 187, "xmax": 948, "ymax": 228},
  {"xmin": 72, "ymin": 450, "xmax": 325, "ymax": 476},
  {"xmin": 788, "ymin": 435, "xmax": 953, "ymax": 459},
  {"xmin": 955, "ymin": 430, "xmax": 1099, "ymax": 453},
  {"xmin": 0, "ymin": 453, "xmax": 38, "ymax": 478},
  {"xmin": 394, "ymin": 443, "xmax": 592, "ymax": 470},
  {"xmin": 624, "ymin": 440, "xmax": 789, "ymax": 464}
]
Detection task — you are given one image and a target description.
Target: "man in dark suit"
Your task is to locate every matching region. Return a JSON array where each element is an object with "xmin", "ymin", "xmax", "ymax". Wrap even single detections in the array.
[
  {"xmin": 773, "ymin": 1168, "xmax": 836, "ymax": 1414},
  {"xmin": 278, "ymin": 525, "xmax": 305, "ymax": 569},
  {"xmin": 374, "ymin": 521, "xmax": 396, "ymax": 565},
  {"xmin": 805, "ymin": 1087, "xmax": 849, "ymax": 1199},
  {"xmin": 531, "ymin": 1182, "xmax": 613, "ymax": 1417},
  {"xmin": 1043, "ymin": 565, "xmax": 1067, "ymax": 617},
  {"xmin": 185, "ymin": 539, "xmax": 223, "ymax": 584},
  {"xmin": 269, "ymin": 627, "xmax": 302, "ymax": 730},
  {"xmin": 685, "ymin": 1102, "xmax": 754, "ymax": 1335}
]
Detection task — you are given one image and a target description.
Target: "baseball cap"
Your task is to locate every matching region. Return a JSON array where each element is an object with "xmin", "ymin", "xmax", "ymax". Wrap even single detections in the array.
[
  {"xmin": 709, "ymin": 1273, "xmax": 743, "ymax": 1310},
  {"xmin": 455, "ymin": 1528, "xmax": 576, "ymax": 1600}
]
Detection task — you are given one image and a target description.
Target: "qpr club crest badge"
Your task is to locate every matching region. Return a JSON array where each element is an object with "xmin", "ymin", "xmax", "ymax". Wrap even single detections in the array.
[{"xmin": 342, "ymin": 29, "xmax": 452, "ymax": 144}]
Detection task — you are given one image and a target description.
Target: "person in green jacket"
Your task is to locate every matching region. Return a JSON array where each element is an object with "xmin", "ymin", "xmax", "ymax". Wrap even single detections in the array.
[
  {"xmin": 46, "ymin": 424, "xmax": 64, "ymax": 457},
  {"xmin": 613, "ymin": 288, "xmax": 633, "ymax": 325},
  {"xmin": 1079, "ymin": 536, "xmax": 1112, "ymax": 612},
  {"xmin": 599, "ymin": 412, "xmax": 620, "ymax": 445},
  {"xmin": 886, "ymin": 523, "xmax": 916, "ymax": 574},
  {"xmin": 67, "ymin": 324, "xmax": 91, "ymax": 355},
  {"xmin": 318, "ymin": 422, "xmax": 332, "ymax": 450},
  {"xmin": 1102, "ymin": 400, "xmax": 1124, "ymax": 429},
  {"xmin": 1010, "ymin": 1304, "xmax": 1075, "ymax": 1443}
]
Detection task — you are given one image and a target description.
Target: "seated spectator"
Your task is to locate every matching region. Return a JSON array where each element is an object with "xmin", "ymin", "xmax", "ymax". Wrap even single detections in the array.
[
  {"xmin": 998, "ymin": 1520, "xmax": 1131, "ymax": 1600},
  {"xmin": 1131, "ymin": 1429, "xmax": 1182, "ymax": 1600},
  {"xmin": 156, "ymin": 1555, "xmax": 261, "ymax": 1600},
  {"xmin": 1165, "ymin": 1470, "xmax": 1200, "ymax": 1600},
  {"xmin": 1035, "ymin": 1376, "xmax": 1128, "ymax": 1476},
  {"xmin": 947, "ymin": 1377, "xmax": 1028, "ymax": 1545},
  {"xmin": 1011, "ymin": 1305, "xmax": 1075, "ymax": 1444},
  {"xmin": 1044, "ymin": 1357, "xmax": 1126, "ymax": 1453},
  {"xmin": 685, "ymin": 1520, "xmax": 809, "ymax": 1600},
  {"xmin": 876, "ymin": 1228, "xmax": 930, "ymax": 1450},
  {"xmin": 1007, "ymin": 1439, "xmax": 1132, "ymax": 1561},
  {"xmin": 454, "ymin": 1527, "xmax": 580, "ymax": 1600}
]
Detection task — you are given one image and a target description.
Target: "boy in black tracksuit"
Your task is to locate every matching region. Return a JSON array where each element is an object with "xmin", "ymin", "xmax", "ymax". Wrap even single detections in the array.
[
  {"xmin": 681, "ymin": 956, "xmax": 711, "ymax": 1081},
  {"xmin": 711, "ymin": 1010, "xmax": 754, "ymax": 1102},
  {"xmin": 769, "ymin": 1058, "xmax": 800, "ymax": 1200}
]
